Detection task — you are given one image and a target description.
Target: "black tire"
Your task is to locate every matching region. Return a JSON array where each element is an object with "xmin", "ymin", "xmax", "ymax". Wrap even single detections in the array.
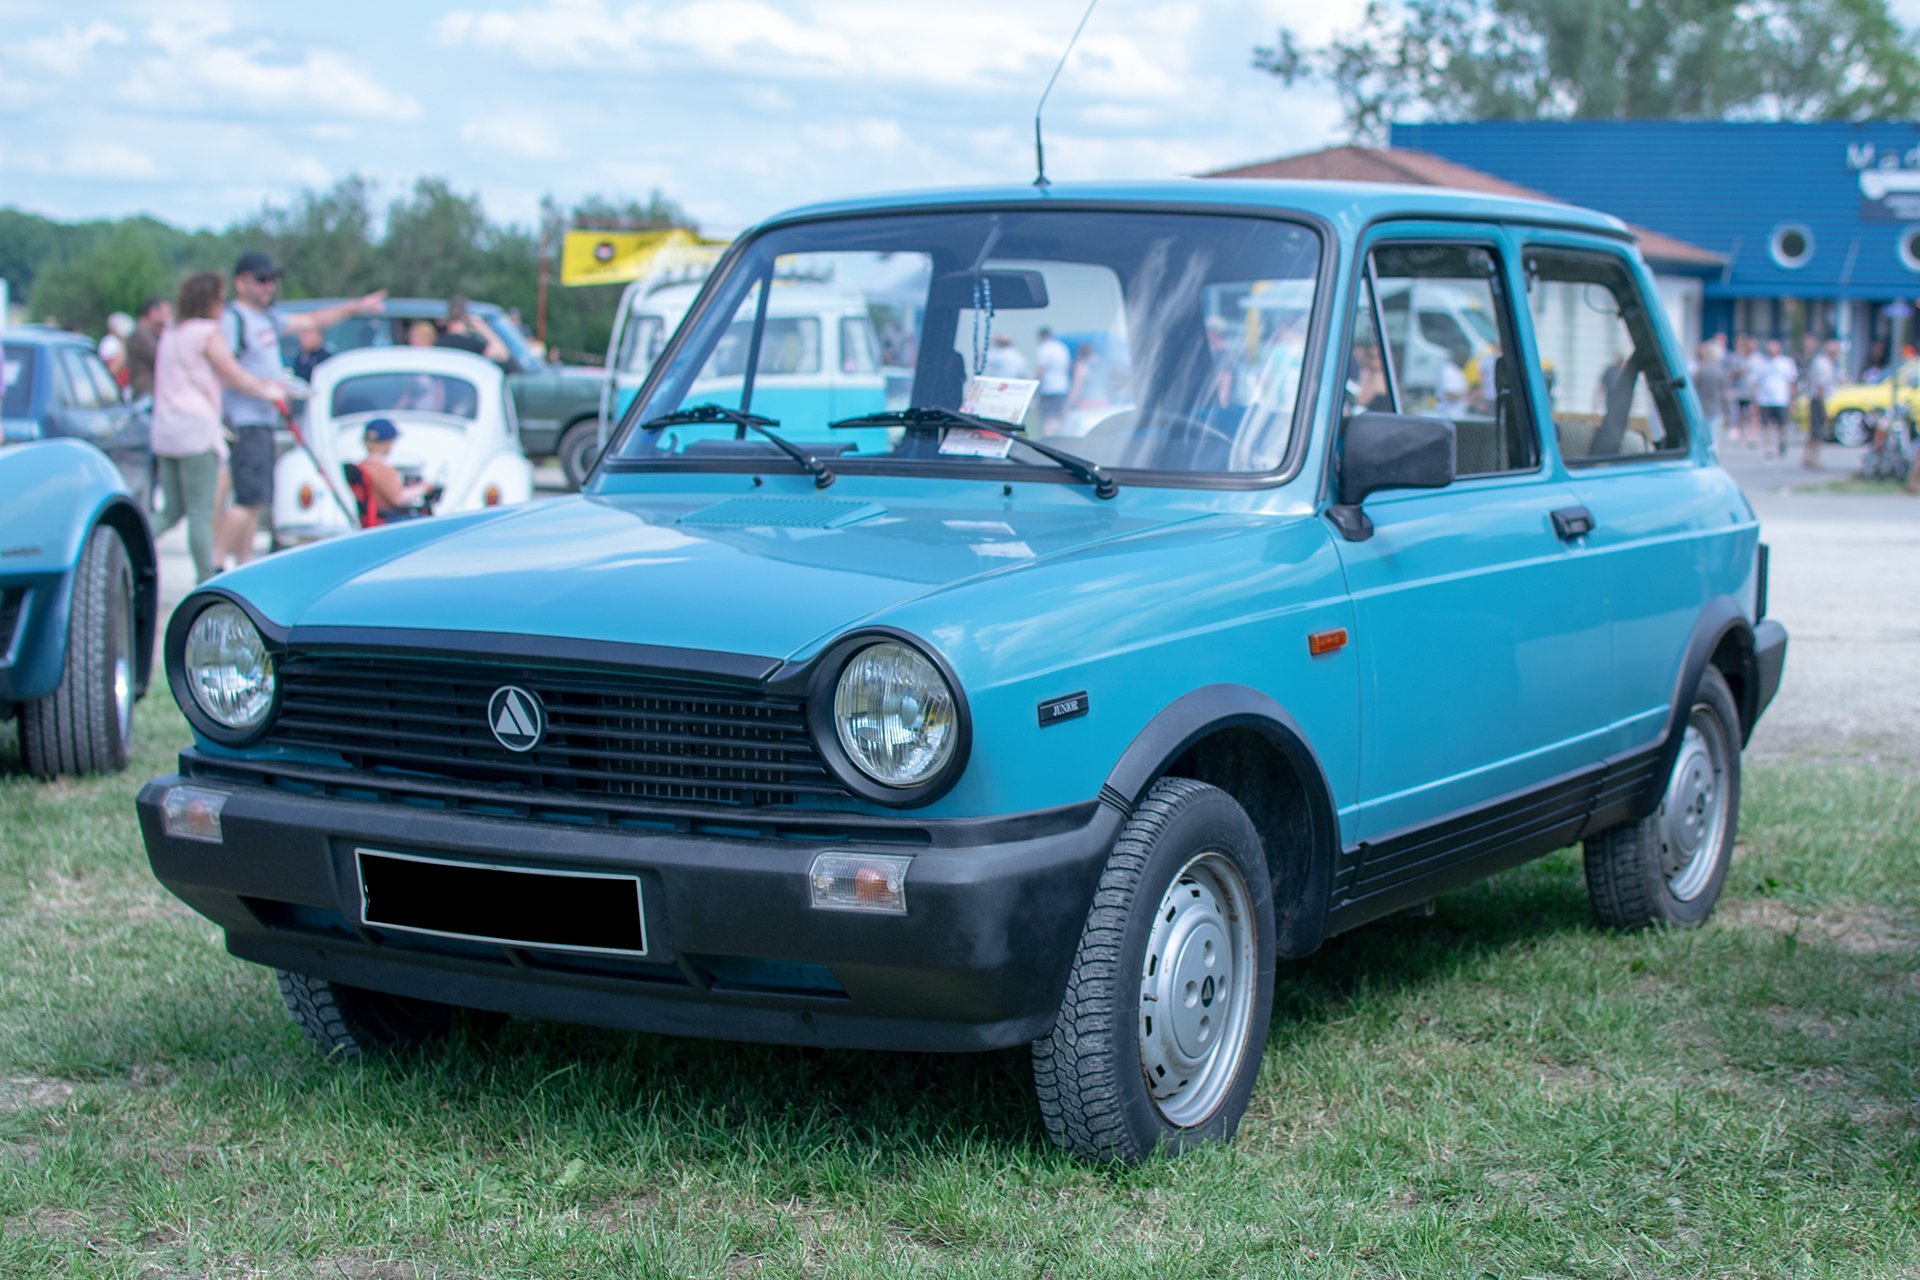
[
  {"xmin": 1032, "ymin": 778, "xmax": 1275, "ymax": 1164},
  {"xmin": 556, "ymin": 420, "xmax": 604, "ymax": 492},
  {"xmin": 276, "ymin": 970, "xmax": 454, "ymax": 1057},
  {"xmin": 18, "ymin": 525, "xmax": 136, "ymax": 777},
  {"xmin": 1584, "ymin": 666, "xmax": 1741, "ymax": 930}
]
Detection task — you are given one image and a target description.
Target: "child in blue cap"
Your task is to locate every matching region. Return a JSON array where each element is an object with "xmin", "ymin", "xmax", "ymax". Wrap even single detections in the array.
[{"xmin": 356, "ymin": 418, "xmax": 430, "ymax": 521}]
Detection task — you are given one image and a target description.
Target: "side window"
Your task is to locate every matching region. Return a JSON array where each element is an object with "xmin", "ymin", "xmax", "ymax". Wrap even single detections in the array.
[
  {"xmin": 1341, "ymin": 273, "xmax": 1394, "ymax": 427},
  {"xmin": 57, "ymin": 349, "xmax": 103, "ymax": 409},
  {"xmin": 82, "ymin": 352, "xmax": 122, "ymax": 405},
  {"xmin": 1371, "ymin": 244, "xmax": 1540, "ymax": 477},
  {"xmin": 839, "ymin": 316, "xmax": 879, "ymax": 373},
  {"xmin": 1523, "ymin": 248, "xmax": 1688, "ymax": 463}
]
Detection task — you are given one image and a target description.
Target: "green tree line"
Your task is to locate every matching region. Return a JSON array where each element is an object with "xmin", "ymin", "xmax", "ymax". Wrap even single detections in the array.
[
  {"xmin": 1260, "ymin": 0, "xmax": 1920, "ymax": 141},
  {"xmin": 1, "ymin": 178, "xmax": 694, "ymax": 362}
]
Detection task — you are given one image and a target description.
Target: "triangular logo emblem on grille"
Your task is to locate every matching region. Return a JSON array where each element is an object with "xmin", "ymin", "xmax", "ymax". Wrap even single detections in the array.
[{"xmin": 487, "ymin": 685, "xmax": 546, "ymax": 752}]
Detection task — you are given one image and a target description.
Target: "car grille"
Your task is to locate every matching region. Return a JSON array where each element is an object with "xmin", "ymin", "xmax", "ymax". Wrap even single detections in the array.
[{"xmin": 266, "ymin": 652, "xmax": 844, "ymax": 807}]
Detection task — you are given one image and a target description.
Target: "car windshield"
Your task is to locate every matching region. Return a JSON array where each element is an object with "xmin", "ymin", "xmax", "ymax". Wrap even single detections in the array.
[
  {"xmin": 331, "ymin": 373, "xmax": 480, "ymax": 419},
  {"xmin": 611, "ymin": 209, "xmax": 1322, "ymax": 477}
]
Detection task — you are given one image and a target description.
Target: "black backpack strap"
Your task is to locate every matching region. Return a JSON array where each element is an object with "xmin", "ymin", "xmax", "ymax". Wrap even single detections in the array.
[{"xmin": 224, "ymin": 305, "xmax": 247, "ymax": 355}]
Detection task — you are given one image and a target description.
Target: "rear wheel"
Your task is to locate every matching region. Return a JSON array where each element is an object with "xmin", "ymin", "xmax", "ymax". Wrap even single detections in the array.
[
  {"xmin": 1832, "ymin": 408, "xmax": 1870, "ymax": 447},
  {"xmin": 556, "ymin": 420, "xmax": 604, "ymax": 491},
  {"xmin": 18, "ymin": 525, "xmax": 136, "ymax": 777},
  {"xmin": 1584, "ymin": 666, "xmax": 1740, "ymax": 929},
  {"xmin": 276, "ymin": 970, "xmax": 454, "ymax": 1057},
  {"xmin": 1032, "ymin": 778, "xmax": 1274, "ymax": 1163}
]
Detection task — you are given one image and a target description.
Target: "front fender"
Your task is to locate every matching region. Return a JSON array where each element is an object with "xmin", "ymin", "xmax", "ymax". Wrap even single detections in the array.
[
  {"xmin": 0, "ymin": 441, "xmax": 156, "ymax": 702},
  {"xmin": 1104, "ymin": 684, "xmax": 1342, "ymax": 960}
]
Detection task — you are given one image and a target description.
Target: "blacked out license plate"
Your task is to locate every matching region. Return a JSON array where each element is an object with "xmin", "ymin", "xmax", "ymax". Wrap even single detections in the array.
[{"xmin": 356, "ymin": 849, "xmax": 648, "ymax": 957}]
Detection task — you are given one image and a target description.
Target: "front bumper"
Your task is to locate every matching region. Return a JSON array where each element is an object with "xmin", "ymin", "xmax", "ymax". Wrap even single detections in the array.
[{"xmin": 138, "ymin": 756, "xmax": 1119, "ymax": 1052}]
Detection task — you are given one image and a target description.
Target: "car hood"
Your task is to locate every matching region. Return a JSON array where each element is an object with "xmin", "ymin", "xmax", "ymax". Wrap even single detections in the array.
[{"xmin": 280, "ymin": 491, "xmax": 1207, "ymax": 662}]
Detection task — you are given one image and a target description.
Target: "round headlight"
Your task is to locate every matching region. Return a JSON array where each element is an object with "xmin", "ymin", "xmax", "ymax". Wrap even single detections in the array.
[
  {"xmin": 832, "ymin": 642, "xmax": 957, "ymax": 788},
  {"xmin": 184, "ymin": 603, "xmax": 276, "ymax": 730}
]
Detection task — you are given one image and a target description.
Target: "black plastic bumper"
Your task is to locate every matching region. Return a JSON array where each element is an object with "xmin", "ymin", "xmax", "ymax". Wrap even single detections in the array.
[
  {"xmin": 1754, "ymin": 618, "xmax": 1788, "ymax": 724},
  {"xmin": 137, "ymin": 769, "xmax": 1120, "ymax": 1052}
]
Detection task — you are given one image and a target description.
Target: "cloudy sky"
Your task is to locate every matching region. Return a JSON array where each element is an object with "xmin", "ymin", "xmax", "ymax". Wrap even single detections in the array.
[{"xmin": 1, "ymin": 0, "xmax": 1360, "ymax": 235}]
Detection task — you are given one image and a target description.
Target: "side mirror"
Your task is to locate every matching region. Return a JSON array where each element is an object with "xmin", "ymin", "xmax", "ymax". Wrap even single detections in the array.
[{"xmin": 1328, "ymin": 411, "xmax": 1456, "ymax": 541}]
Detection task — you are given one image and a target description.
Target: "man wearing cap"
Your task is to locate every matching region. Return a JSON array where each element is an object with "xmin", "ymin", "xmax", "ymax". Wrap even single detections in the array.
[{"xmin": 217, "ymin": 252, "xmax": 386, "ymax": 567}]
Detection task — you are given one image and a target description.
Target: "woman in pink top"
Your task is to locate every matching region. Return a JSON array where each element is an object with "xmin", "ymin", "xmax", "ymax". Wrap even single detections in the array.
[{"xmin": 152, "ymin": 272, "xmax": 285, "ymax": 583}]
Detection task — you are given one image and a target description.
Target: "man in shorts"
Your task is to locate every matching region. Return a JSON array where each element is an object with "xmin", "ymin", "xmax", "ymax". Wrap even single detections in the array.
[
  {"xmin": 217, "ymin": 251, "xmax": 386, "ymax": 567},
  {"xmin": 1753, "ymin": 338, "xmax": 1798, "ymax": 461}
]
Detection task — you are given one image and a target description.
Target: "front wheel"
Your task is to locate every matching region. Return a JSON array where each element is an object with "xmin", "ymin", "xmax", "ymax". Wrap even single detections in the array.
[
  {"xmin": 1584, "ymin": 666, "xmax": 1741, "ymax": 929},
  {"xmin": 555, "ymin": 420, "xmax": 605, "ymax": 492},
  {"xmin": 276, "ymin": 970, "xmax": 454, "ymax": 1057},
  {"xmin": 1032, "ymin": 778, "xmax": 1275, "ymax": 1164},
  {"xmin": 1832, "ymin": 408, "xmax": 1871, "ymax": 447},
  {"xmin": 18, "ymin": 524, "xmax": 136, "ymax": 777}
]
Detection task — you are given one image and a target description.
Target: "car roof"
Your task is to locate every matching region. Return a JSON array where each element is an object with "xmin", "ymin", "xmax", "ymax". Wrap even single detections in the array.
[
  {"xmin": 760, "ymin": 178, "xmax": 1632, "ymax": 241},
  {"xmin": 275, "ymin": 298, "xmax": 510, "ymax": 319},
  {"xmin": 2, "ymin": 325, "xmax": 98, "ymax": 349},
  {"xmin": 313, "ymin": 345, "xmax": 507, "ymax": 382}
]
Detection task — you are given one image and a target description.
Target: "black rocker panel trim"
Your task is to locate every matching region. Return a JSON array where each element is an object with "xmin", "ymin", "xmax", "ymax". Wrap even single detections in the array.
[{"xmin": 1327, "ymin": 742, "xmax": 1664, "ymax": 932}]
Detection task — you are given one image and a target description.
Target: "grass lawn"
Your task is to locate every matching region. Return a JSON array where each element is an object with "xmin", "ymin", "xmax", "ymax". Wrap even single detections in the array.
[{"xmin": 3, "ymin": 697, "xmax": 1917, "ymax": 1278}]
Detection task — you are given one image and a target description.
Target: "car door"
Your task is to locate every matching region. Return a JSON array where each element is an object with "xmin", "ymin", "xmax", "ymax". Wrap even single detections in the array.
[
  {"xmin": 1516, "ymin": 241, "xmax": 1743, "ymax": 762},
  {"xmin": 1334, "ymin": 232, "xmax": 1614, "ymax": 854}
]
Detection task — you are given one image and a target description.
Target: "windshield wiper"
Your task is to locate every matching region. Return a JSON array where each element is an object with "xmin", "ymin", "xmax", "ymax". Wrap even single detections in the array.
[
  {"xmin": 830, "ymin": 407, "xmax": 1118, "ymax": 499},
  {"xmin": 639, "ymin": 403, "xmax": 835, "ymax": 489}
]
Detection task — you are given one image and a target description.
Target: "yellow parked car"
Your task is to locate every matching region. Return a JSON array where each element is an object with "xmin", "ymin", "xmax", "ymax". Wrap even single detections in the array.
[{"xmin": 1822, "ymin": 361, "xmax": 1920, "ymax": 446}]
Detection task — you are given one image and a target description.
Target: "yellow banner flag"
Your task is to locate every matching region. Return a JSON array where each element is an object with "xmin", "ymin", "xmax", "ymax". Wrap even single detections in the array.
[{"xmin": 560, "ymin": 228, "xmax": 725, "ymax": 286}]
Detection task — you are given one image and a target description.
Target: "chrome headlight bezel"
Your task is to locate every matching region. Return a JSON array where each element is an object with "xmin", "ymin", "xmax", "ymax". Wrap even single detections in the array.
[
  {"xmin": 165, "ymin": 592, "xmax": 282, "ymax": 746},
  {"xmin": 804, "ymin": 629, "xmax": 971, "ymax": 808}
]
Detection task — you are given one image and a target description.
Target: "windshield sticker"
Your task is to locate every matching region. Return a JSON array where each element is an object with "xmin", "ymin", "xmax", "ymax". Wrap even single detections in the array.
[
  {"xmin": 939, "ymin": 428, "xmax": 1016, "ymax": 459},
  {"xmin": 960, "ymin": 375, "xmax": 1039, "ymax": 425}
]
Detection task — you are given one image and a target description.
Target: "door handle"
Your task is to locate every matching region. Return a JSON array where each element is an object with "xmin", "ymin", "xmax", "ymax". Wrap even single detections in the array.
[{"xmin": 1551, "ymin": 506, "xmax": 1594, "ymax": 540}]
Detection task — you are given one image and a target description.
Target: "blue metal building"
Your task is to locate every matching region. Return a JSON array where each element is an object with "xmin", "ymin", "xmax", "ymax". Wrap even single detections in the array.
[{"xmin": 1392, "ymin": 120, "xmax": 1920, "ymax": 370}]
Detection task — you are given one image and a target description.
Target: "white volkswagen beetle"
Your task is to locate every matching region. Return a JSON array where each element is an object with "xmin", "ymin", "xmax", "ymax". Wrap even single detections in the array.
[{"xmin": 272, "ymin": 347, "xmax": 534, "ymax": 545}]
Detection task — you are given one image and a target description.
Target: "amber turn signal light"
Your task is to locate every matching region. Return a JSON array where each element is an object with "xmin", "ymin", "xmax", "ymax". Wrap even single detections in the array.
[
  {"xmin": 1308, "ymin": 627, "xmax": 1348, "ymax": 656},
  {"xmin": 297, "ymin": 483, "xmax": 314, "ymax": 509},
  {"xmin": 484, "ymin": 485, "xmax": 502, "ymax": 506}
]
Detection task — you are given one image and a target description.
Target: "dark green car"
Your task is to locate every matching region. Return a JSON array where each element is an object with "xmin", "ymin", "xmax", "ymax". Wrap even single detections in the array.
[{"xmin": 275, "ymin": 298, "xmax": 609, "ymax": 488}]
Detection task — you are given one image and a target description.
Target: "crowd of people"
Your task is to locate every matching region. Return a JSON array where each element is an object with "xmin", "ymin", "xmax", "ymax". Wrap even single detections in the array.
[
  {"xmin": 89, "ymin": 251, "xmax": 534, "ymax": 585},
  {"xmin": 1690, "ymin": 331, "xmax": 1845, "ymax": 469},
  {"xmin": 124, "ymin": 252, "xmax": 388, "ymax": 584}
]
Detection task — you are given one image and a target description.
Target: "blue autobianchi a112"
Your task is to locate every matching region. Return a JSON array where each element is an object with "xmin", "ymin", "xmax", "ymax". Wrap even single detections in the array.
[{"xmin": 139, "ymin": 181, "xmax": 1787, "ymax": 1163}]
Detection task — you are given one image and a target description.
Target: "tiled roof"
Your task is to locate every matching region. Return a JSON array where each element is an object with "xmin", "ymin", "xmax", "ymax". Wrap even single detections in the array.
[{"xmin": 1204, "ymin": 146, "xmax": 1725, "ymax": 269}]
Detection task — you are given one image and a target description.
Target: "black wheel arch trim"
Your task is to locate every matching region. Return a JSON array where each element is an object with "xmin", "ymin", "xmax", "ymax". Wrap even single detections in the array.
[
  {"xmin": 1638, "ymin": 597, "xmax": 1782, "ymax": 818},
  {"xmin": 1101, "ymin": 683, "xmax": 1340, "ymax": 959},
  {"xmin": 92, "ymin": 495, "xmax": 159, "ymax": 698}
]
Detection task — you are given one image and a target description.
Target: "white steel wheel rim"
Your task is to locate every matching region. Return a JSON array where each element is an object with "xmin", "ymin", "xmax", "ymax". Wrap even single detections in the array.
[
  {"xmin": 1660, "ymin": 709, "xmax": 1730, "ymax": 902},
  {"xmin": 1138, "ymin": 851, "xmax": 1257, "ymax": 1128}
]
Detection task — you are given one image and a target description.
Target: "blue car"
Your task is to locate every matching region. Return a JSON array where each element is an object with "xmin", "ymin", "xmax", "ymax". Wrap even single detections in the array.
[
  {"xmin": 2, "ymin": 438, "xmax": 158, "ymax": 775},
  {"xmin": 3, "ymin": 325, "xmax": 153, "ymax": 508},
  {"xmin": 138, "ymin": 181, "xmax": 1786, "ymax": 1163}
]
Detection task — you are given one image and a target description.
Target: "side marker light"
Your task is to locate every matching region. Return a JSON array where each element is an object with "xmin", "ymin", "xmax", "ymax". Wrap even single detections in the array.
[
  {"xmin": 1308, "ymin": 627, "xmax": 1349, "ymax": 656},
  {"xmin": 162, "ymin": 786, "xmax": 228, "ymax": 842},
  {"xmin": 809, "ymin": 852, "xmax": 911, "ymax": 914}
]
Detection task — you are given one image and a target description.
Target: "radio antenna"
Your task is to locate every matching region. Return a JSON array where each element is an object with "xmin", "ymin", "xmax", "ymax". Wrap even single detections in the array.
[{"xmin": 1033, "ymin": 0, "xmax": 1098, "ymax": 189}]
